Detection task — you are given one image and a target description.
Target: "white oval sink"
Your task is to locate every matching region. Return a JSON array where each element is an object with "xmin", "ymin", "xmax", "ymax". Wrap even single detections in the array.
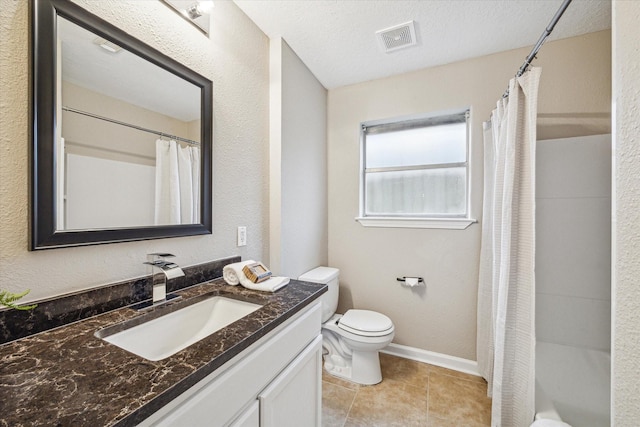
[{"xmin": 97, "ymin": 296, "xmax": 262, "ymax": 361}]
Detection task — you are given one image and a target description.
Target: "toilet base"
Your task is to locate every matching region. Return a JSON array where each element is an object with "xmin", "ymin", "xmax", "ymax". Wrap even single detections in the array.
[
  {"xmin": 321, "ymin": 313, "xmax": 393, "ymax": 386},
  {"xmin": 323, "ymin": 349, "xmax": 382, "ymax": 385}
]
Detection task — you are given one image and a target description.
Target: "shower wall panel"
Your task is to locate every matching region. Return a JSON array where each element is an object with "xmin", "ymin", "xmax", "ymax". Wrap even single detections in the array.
[{"xmin": 535, "ymin": 134, "xmax": 611, "ymax": 351}]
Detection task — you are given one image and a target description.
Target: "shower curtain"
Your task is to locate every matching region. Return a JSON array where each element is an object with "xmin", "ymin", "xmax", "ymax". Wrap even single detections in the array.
[
  {"xmin": 154, "ymin": 139, "xmax": 200, "ymax": 225},
  {"xmin": 477, "ymin": 67, "xmax": 541, "ymax": 427}
]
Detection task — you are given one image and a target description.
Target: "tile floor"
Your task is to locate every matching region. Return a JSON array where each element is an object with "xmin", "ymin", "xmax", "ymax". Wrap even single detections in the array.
[{"xmin": 322, "ymin": 353, "xmax": 492, "ymax": 427}]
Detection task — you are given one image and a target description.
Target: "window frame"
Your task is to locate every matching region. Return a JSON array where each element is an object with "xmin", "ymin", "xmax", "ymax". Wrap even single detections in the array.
[{"xmin": 356, "ymin": 109, "xmax": 476, "ymax": 230}]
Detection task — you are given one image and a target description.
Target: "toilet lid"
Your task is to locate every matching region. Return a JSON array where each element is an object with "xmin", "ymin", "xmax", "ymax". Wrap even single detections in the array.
[{"xmin": 338, "ymin": 309, "xmax": 394, "ymax": 337}]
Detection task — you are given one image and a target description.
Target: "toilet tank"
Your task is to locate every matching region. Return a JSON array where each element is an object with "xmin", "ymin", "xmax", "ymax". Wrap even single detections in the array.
[{"xmin": 298, "ymin": 267, "xmax": 339, "ymax": 323}]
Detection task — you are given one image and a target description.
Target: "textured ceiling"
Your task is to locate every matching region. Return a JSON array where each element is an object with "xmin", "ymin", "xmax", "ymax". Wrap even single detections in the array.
[{"xmin": 234, "ymin": 0, "xmax": 611, "ymax": 89}]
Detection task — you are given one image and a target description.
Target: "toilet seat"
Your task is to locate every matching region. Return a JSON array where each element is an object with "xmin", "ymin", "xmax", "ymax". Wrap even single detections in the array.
[
  {"xmin": 323, "ymin": 314, "xmax": 394, "ymax": 346},
  {"xmin": 338, "ymin": 309, "xmax": 394, "ymax": 337}
]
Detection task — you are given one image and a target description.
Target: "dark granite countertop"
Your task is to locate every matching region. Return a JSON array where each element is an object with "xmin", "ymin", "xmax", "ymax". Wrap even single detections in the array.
[{"xmin": 0, "ymin": 278, "xmax": 326, "ymax": 427}]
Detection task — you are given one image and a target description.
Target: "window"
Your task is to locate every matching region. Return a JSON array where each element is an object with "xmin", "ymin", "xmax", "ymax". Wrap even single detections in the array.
[{"xmin": 357, "ymin": 110, "xmax": 475, "ymax": 229}]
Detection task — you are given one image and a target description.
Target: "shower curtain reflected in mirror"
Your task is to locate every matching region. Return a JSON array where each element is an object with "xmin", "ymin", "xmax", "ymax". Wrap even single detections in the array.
[
  {"xmin": 154, "ymin": 139, "xmax": 200, "ymax": 225},
  {"xmin": 477, "ymin": 67, "xmax": 541, "ymax": 427}
]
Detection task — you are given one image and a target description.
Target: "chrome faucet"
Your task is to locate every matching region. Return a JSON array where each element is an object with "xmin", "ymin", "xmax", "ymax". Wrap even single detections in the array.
[{"xmin": 144, "ymin": 253, "xmax": 185, "ymax": 306}]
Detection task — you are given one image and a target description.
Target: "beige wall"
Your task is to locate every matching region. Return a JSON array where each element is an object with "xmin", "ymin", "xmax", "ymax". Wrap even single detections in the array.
[
  {"xmin": 63, "ymin": 81, "xmax": 192, "ymax": 165},
  {"xmin": 328, "ymin": 30, "xmax": 611, "ymax": 360},
  {"xmin": 612, "ymin": 1, "xmax": 640, "ymax": 424},
  {"xmin": 269, "ymin": 38, "xmax": 328, "ymax": 278},
  {"xmin": 0, "ymin": 0, "xmax": 269, "ymax": 301}
]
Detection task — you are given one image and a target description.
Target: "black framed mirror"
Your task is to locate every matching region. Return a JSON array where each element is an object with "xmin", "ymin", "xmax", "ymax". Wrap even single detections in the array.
[{"xmin": 31, "ymin": 0, "xmax": 212, "ymax": 250}]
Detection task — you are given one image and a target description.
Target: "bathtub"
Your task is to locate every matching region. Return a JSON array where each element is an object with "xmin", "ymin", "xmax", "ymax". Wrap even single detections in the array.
[{"xmin": 535, "ymin": 341, "xmax": 610, "ymax": 427}]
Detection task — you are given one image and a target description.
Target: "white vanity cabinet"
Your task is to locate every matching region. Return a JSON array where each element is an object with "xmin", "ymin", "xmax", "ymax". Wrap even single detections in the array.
[
  {"xmin": 140, "ymin": 301, "xmax": 322, "ymax": 427},
  {"xmin": 228, "ymin": 401, "xmax": 259, "ymax": 427},
  {"xmin": 259, "ymin": 335, "xmax": 322, "ymax": 426}
]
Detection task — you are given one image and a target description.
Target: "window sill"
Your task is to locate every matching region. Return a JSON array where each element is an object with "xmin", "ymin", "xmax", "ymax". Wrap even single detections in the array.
[{"xmin": 355, "ymin": 217, "xmax": 477, "ymax": 230}]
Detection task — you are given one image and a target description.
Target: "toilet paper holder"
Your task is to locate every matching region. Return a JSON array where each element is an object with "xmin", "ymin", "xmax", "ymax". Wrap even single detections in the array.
[{"xmin": 396, "ymin": 276, "xmax": 424, "ymax": 287}]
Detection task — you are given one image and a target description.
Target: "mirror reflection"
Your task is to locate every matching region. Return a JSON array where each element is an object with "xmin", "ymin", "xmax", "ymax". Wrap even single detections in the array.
[{"xmin": 57, "ymin": 16, "xmax": 201, "ymax": 231}]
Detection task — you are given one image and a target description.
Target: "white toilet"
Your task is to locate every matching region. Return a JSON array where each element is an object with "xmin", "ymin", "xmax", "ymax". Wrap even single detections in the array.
[{"xmin": 298, "ymin": 266, "xmax": 394, "ymax": 385}]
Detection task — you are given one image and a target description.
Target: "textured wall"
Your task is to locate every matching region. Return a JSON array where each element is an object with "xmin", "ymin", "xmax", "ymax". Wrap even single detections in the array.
[
  {"xmin": 279, "ymin": 39, "xmax": 328, "ymax": 278},
  {"xmin": 0, "ymin": 0, "xmax": 269, "ymax": 301},
  {"xmin": 269, "ymin": 38, "xmax": 328, "ymax": 278},
  {"xmin": 328, "ymin": 31, "xmax": 611, "ymax": 360},
  {"xmin": 612, "ymin": 1, "xmax": 640, "ymax": 423}
]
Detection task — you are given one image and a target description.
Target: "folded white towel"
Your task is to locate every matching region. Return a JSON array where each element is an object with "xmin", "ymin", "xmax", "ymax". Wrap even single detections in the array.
[
  {"xmin": 240, "ymin": 276, "xmax": 289, "ymax": 292},
  {"xmin": 223, "ymin": 260, "xmax": 290, "ymax": 292},
  {"xmin": 223, "ymin": 260, "xmax": 256, "ymax": 286},
  {"xmin": 530, "ymin": 419, "xmax": 572, "ymax": 427}
]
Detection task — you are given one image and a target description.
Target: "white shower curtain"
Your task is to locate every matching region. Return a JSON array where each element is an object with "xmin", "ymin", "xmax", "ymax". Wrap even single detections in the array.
[
  {"xmin": 154, "ymin": 139, "xmax": 200, "ymax": 225},
  {"xmin": 477, "ymin": 67, "xmax": 541, "ymax": 427}
]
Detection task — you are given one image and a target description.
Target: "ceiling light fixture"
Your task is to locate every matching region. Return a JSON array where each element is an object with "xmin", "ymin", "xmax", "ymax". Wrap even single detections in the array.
[
  {"xmin": 92, "ymin": 37, "xmax": 122, "ymax": 53},
  {"xmin": 162, "ymin": 0, "xmax": 213, "ymax": 36},
  {"xmin": 183, "ymin": 4, "xmax": 202, "ymax": 19},
  {"xmin": 182, "ymin": 1, "xmax": 214, "ymax": 20}
]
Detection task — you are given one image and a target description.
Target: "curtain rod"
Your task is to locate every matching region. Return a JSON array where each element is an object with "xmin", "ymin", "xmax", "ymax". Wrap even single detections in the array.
[
  {"xmin": 61, "ymin": 106, "xmax": 200, "ymax": 146},
  {"xmin": 503, "ymin": 0, "xmax": 573, "ymax": 97}
]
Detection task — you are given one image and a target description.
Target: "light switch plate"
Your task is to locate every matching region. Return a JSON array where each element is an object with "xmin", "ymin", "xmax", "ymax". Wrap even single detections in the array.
[{"xmin": 237, "ymin": 226, "xmax": 247, "ymax": 246}]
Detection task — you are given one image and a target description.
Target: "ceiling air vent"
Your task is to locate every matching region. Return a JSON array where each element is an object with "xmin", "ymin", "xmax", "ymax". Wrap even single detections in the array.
[{"xmin": 376, "ymin": 21, "xmax": 417, "ymax": 53}]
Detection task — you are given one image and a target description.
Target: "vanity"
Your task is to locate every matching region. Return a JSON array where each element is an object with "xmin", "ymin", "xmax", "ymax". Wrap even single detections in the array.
[
  {"xmin": 140, "ymin": 294, "xmax": 322, "ymax": 427},
  {"xmin": 0, "ymin": 265, "xmax": 326, "ymax": 426}
]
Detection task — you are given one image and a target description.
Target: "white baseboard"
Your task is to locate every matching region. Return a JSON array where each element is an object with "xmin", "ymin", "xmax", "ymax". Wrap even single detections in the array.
[{"xmin": 381, "ymin": 343, "xmax": 481, "ymax": 377}]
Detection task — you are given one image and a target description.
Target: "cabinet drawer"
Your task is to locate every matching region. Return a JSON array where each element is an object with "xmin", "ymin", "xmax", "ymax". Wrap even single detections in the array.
[{"xmin": 142, "ymin": 301, "xmax": 321, "ymax": 426}]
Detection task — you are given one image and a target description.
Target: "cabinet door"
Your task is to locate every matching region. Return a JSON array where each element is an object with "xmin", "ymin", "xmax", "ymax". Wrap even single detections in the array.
[
  {"xmin": 229, "ymin": 401, "xmax": 259, "ymax": 427},
  {"xmin": 259, "ymin": 335, "xmax": 322, "ymax": 427}
]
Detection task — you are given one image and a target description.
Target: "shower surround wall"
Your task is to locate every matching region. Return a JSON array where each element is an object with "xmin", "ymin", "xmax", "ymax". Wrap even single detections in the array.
[
  {"xmin": 536, "ymin": 134, "xmax": 611, "ymax": 352},
  {"xmin": 535, "ymin": 134, "xmax": 611, "ymax": 425}
]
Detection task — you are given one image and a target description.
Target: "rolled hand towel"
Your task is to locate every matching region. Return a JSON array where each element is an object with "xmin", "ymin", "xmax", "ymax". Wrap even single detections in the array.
[
  {"xmin": 530, "ymin": 420, "xmax": 572, "ymax": 427},
  {"xmin": 239, "ymin": 276, "xmax": 289, "ymax": 292},
  {"xmin": 223, "ymin": 260, "xmax": 256, "ymax": 285}
]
